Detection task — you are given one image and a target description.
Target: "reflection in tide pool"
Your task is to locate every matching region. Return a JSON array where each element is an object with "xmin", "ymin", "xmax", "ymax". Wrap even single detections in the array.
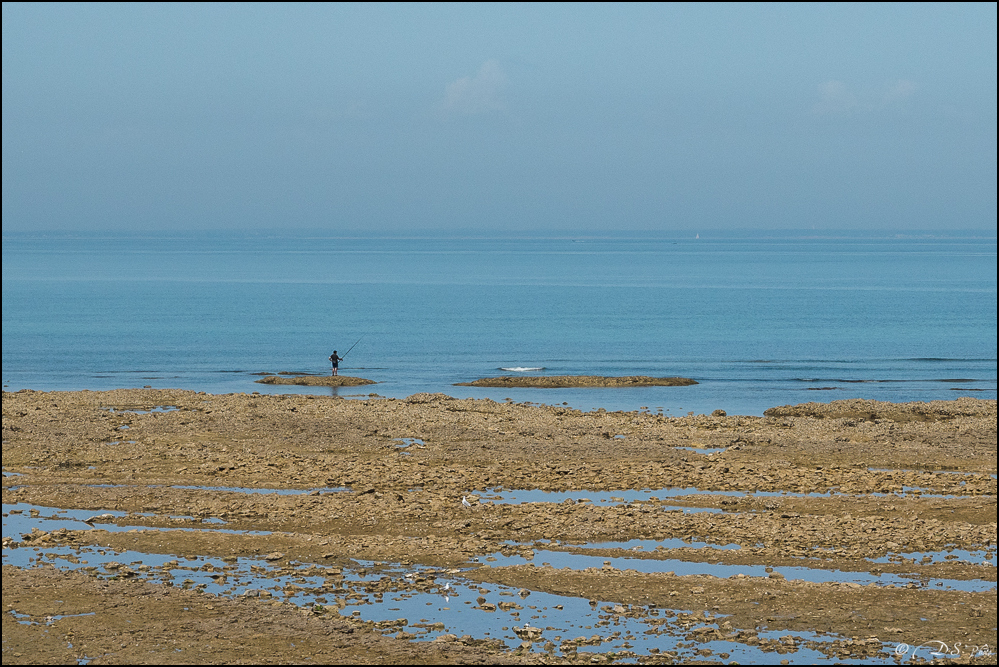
[
  {"xmin": 870, "ymin": 548, "xmax": 997, "ymax": 567},
  {"xmin": 3, "ymin": 501, "xmax": 991, "ymax": 663},
  {"xmin": 673, "ymin": 446, "xmax": 727, "ymax": 455},
  {"xmin": 566, "ymin": 538, "xmax": 996, "ymax": 568},
  {"xmin": 478, "ymin": 549, "xmax": 996, "ymax": 593},
  {"xmin": 3, "ymin": 503, "xmax": 273, "ymax": 536},
  {"xmin": 475, "ymin": 485, "xmax": 981, "ymax": 505},
  {"xmin": 2, "ymin": 539, "xmax": 901, "ymax": 663},
  {"xmin": 7, "ymin": 609, "xmax": 96, "ymax": 626}
]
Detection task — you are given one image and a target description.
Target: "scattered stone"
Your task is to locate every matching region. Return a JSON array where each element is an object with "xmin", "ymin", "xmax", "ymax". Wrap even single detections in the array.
[{"xmin": 2, "ymin": 388, "xmax": 995, "ymax": 663}]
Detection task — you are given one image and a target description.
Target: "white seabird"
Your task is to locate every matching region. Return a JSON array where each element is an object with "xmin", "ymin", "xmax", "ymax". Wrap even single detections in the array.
[{"xmin": 462, "ymin": 496, "xmax": 472, "ymax": 508}]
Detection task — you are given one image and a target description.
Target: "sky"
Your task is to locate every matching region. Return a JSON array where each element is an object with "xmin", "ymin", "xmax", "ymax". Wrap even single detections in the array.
[{"xmin": 2, "ymin": 2, "xmax": 996, "ymax": 234}]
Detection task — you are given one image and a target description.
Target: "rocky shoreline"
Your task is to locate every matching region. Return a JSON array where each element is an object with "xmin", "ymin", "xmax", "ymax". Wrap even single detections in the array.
[
  {"xmin": 254, "ymin": 374, "xmax": 377, "ymax": 387},
  {"xmin": 2, "ymin": 389, "xmax": 996, "ymax": 663}
]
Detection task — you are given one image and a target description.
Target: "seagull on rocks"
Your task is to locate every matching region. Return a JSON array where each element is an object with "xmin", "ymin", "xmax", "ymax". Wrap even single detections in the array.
[{"xmin": 462, "ymin": 496, "xmax": 472, "ymax": 508}]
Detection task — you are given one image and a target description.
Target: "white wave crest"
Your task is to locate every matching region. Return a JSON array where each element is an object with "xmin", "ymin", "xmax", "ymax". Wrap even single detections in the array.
[{"xmin": 499, "ymin": 367, "xmax": 545, "ymax": 372}]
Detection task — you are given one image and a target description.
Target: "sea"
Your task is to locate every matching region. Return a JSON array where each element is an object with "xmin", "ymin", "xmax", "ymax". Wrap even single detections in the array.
[{"xmin": 2, "ymin": 231, "xmax": 996, "ymax": 417}]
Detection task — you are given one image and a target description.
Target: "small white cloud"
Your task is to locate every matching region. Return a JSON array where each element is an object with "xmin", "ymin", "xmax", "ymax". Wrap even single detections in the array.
[
  {"xmin": 812, "ymin": 79, "xmax": 918, "ymax": 116},
  {"xmin": 882, "ymin": 79, "xmax": 917, "ymax": 105},
  {"xmin": 441, "ymin": 60, "xmax": 507, "ymax": 115},
  {"xmin": 812, "ymin": 80, "xmax": 858, "ymax": 115}
]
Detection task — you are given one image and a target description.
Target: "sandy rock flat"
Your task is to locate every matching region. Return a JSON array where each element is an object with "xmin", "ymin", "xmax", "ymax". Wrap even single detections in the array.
[{"xmin": 2, "ymin": 389, "xmax": 995, "ymax": 663}]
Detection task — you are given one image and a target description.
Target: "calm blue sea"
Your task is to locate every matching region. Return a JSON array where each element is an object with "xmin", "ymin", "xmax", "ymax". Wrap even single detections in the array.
[{"xmin": 2, "ymin": 232, "xmax": 995, "ymax": 416}]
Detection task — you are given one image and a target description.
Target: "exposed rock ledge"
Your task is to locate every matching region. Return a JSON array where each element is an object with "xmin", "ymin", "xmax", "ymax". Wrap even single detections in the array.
[
  {"xmin": 454, "ymin": 375, "xmax": 698, "ymax": 388},
  {"xmin": 254, "ymin": 375, "xmax": 376, "ymax": 387},
  {"xmin": 764, "ymin": 396, "xmax": 996, "ymax": 422}
]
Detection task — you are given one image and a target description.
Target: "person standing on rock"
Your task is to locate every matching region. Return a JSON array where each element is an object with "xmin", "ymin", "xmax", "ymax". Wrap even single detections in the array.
[{"xmin": 329, "ymin": 351, "xmax": 341, "ymax": 376}]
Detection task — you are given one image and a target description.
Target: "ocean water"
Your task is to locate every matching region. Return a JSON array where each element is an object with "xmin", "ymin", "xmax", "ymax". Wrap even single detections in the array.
[{"xmin": 2, "ymin": 232, "xmax": 995, "ymax": 416}]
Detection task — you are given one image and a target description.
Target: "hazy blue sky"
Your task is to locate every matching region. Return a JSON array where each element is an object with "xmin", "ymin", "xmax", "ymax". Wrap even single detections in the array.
[{"xmin": 3, "ymin": 2, "xmax": 996, "ymax": 234}]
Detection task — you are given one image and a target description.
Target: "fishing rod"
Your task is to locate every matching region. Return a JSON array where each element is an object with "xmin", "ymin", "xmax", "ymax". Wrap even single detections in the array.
[{"xmin": 341, "ymin": 336, "xmax": 363, "ymax": 358}]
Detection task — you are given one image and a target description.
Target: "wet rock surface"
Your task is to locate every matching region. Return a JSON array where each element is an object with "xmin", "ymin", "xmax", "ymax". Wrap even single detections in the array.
[
  {"xmin": 454, "ymin": 375, "xmax": 698, "ymax": 387},
  {"xmin": 254, "ymin": 374, "xmax": 377, "ymax": 387},
  {"xmin": 1, "ymin": 565, "xmax": 521, "ymax": 665},
  {"xmin": 2, "ymin": 389, "xmax": 996, "ymax": 664}
]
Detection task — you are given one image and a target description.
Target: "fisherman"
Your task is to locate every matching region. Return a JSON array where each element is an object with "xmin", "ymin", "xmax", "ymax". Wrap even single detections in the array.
[{"xmin": 329, "ymin": 337, "xmax": 361, "ymax": 377}]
